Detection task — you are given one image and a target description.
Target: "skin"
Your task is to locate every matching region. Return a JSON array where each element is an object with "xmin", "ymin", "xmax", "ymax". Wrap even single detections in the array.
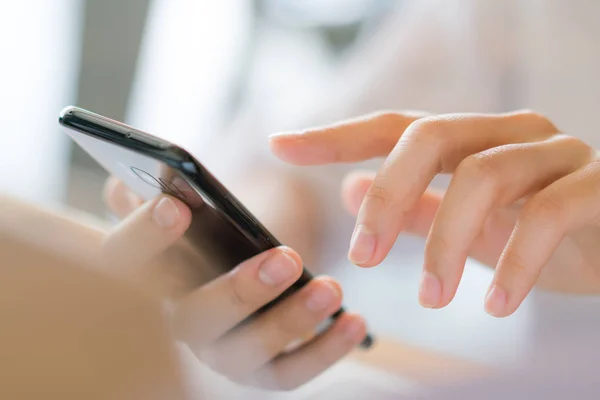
[
  {"xmin": 0, "ymin": 197, "xmax": 188, "ymax": 399},
  {"xmin": 269, "ymin": 110, "xmax": 600, "ymax": 318},
  {"xmin": 1, "ymin": 191, "xmax": 367, "ymax": 392},
  {"xmin": 101, "ymin": 179, "xmax": 368, "ymax": 390},
  {"xmin": 0, "ymin": 194, "xmax": 483, "ymax": 398}
]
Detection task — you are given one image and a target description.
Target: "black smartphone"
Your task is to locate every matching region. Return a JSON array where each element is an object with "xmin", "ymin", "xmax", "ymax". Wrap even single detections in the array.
[{"xmin": 59, "ymin": 106, "xmax": 373, "ymax": 349}]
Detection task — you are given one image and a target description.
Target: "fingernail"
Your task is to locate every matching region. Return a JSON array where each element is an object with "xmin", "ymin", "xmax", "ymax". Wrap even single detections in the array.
[
  {"xmin": 348, "ymin": 225, "xmax": 376, "ymax": 265},
  {"xmin": 342, "ymin": 317, "xmax": 365, "ymax": 343},
  {"xmin": 419, "ymin": 271, "xmax": 441, "ymax": 308},
  {"xmin": 485, "ymin": 285, "xmax": 507, "ymax": 317},
  {"xmin": 153, "ymin": 197, "xmax": 180, "ymax": 229},
  {"xmin": 306, "ymin": 281, "xmax": 339, "ymax": 312},
  {"xmin": 258, "ymin": 250, "xmax": 299, "ymax": 286}
]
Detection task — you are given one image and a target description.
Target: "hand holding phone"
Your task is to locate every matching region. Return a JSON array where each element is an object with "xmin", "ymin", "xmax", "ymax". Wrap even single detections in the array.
[
  {"xmin": 99, "ymin": 181, "xmax": 367, "ymax": 389},
  {"xmin": 59, "ymin": 106, "xmax": 373, "ymax": 388},
  {"xmin": 60, "ymin": 106, "xmax": 373, "ymax": 345}
]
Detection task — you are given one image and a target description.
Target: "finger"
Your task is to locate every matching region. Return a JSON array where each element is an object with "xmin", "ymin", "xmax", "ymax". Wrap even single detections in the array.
[
  {"xmin": 101, "ymin": 195, "xmax": 191, "ymax": 275},
  {"xmin": 269, "ymin": 111, "xmax": 427, "ymax": 165},
  {"xmin": 486, "ymin": 160, "xmax": 600, "ymax": 317},
  {"xmin": 341, "ymin": 170, "xmax": 377, "ymax": 215},
  {"xmin": 342, "ymin": 170, "xmax": 443, "ymax": 237},
  {"xmin": 247, "ymin": 313, "xmax": 366, "ymax": 390},
  {"xmin": 420, "ymin": 136, "xmax": 593, "ymax": 309},
  {"xmin": 341, "ymin": 170, "xmax": 517, "ymax": 268},
  {"xmin": 201, "ymin": 277, "xmax": 342, "ymax": 380},
  {"xmin": 172, "ymin": 246, "xmax": 304, "ymax": 348},
  {"xmin": 103, "ymin": 177, "xmax": 143, "ymax": 218},
  {"xmin": 348, "ymin": 111, "xmax": 558, "ymax": 268}
]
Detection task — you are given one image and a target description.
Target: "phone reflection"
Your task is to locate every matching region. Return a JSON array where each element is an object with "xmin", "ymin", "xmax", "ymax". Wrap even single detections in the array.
[
  {"xmin": 133, "ymin": 165, "xmax": 204, "ymax": 209},
  {"xmin": 137, "ymin": 163, "xmax": 259, "ymax": 285}
]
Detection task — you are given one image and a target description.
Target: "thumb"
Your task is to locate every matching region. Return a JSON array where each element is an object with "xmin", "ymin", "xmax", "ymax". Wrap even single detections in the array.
[{"xmin": 101, "ymin": 195, "xmax": 192, "ymax": 278}]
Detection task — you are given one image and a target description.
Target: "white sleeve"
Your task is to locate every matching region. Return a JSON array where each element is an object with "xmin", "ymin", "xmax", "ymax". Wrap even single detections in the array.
[
  {"xmin": 214, "ymin": 0, "xmax": 519, "ymax": 171},
  {"xmin": 127, "ymin": 0, "xmax": 516, "ymax": 175},
  {"xmin": 205, "ymin": 0, "xmax": 519, "ymax": 199},
  {"xmin": 313, "ymin": 0, "xmax": 518, "ymax": 120}
]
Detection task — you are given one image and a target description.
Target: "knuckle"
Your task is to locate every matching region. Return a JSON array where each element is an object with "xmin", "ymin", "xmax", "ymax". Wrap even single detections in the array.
[
  {"xmin": 455, "ymin": 153, "xmax": 501, "ymax": 190},
  {"xmin": 553, "ymin": 134, "xmax": 595, "ymax": 159},
  {"xmin": 406, "ymin": 117, "xmax": 448, "ymax": 147},
  {"xmin": 372, "ymin": 110, "xmax": 426, "ymax": 130},
  {"xmin": 373, "ymin": 111, "xmax": 404, "ymax": 128},
  {"xmin": 372, "ymin": 112, "xmax": 415, "ymax": 149},
  {"xmin": 364, "ymin": 183, "xmax": 394, "ymax": 208},
  {"xmin": 227, "ymin": 270, "xmax": 258, "ymax": 310},
  {"xmin": 553, "ymin": 134, "xmax": 584, "ymax": 148},
  {"xmin": 581, "ymin": 160, "xmax": 600, "ymax": 182},
  {"xmin": 405, "ymin": 116, "xmax": 452, "ymax": 170},
  {"xmin": 522, "ymin": 194, "xmax": 566, "ymax": 230},
  {"xmin": 501, "ymin": 251, "xmax": 533, "ymax": 279},
  {"xmin": 426, "ymin": 229, "xmax": 453, "ymax": 258},
  {"xmin": 511, "ymin": 109, "xmax": 558, "ymax": 133}
]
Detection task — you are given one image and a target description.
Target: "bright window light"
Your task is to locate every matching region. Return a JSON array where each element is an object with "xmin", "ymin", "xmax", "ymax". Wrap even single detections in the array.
[{"xmin": 0, "ymin": 0, "xmax": 83, "ymax": 205}]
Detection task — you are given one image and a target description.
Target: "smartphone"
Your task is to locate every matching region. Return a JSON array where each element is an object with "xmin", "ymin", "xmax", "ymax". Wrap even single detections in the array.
[{"xmin": 59, "ymin": 106, "xmax": 373, "ymax": 349}]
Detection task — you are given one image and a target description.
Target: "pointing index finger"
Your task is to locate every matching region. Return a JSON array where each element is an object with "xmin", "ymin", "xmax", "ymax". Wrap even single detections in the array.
[{"xmin": 269, "ymin": 112, "xmax": 426, "ymax": 166}]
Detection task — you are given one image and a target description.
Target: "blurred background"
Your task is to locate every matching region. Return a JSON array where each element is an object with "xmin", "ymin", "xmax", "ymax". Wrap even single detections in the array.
[
  {"xmin": 3, "ymin": 0, "xmax": 401, "ymax": 214},
  {"xmin": 3, "ymin": 0, "xmax": 600, "ymax": 373}
]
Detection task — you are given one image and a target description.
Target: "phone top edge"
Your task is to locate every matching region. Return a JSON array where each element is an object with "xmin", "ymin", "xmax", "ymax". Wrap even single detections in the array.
[
  {"xmin": 59, "ymin": 106, "xmax": 177, "ymax": 152},
  {"xmin": 58, "ymin": 106, "xmax": 284, "ymax": 248},
  {"xmin": 58, "ymin": 105, "xmax": 76, "ymax": 125},
  {"xmin": 59, "ymin": 106, "xmax": 120, "ymax": 130}
]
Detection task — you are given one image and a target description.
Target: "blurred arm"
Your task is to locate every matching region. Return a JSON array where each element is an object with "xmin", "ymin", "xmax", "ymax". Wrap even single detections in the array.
[
  {"xmin": 0, "ymin": 197, "xmax": 190, "ymax": 400},
  {"xmin": 0, "ymin": 194, "xmax": 106, "ymax": 265}
]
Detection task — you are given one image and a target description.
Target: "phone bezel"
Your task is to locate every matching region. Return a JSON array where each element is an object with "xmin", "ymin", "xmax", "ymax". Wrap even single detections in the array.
[
  {"xmin": 59, "ymin": 106, "xmax": 374, "ymax": 349},
  {"xmin": 59, "ymin": 106, "xmax": 277, "ymax": 248}
]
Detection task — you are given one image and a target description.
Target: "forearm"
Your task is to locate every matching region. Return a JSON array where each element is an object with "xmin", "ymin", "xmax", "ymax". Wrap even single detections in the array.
[
  {"xmin": 0, "ymin": 231, "xmax": 189, "ymax": 400},
  {"xmin": 0, "ymin": 194, "xmax": 106, "ymax": 265}
]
